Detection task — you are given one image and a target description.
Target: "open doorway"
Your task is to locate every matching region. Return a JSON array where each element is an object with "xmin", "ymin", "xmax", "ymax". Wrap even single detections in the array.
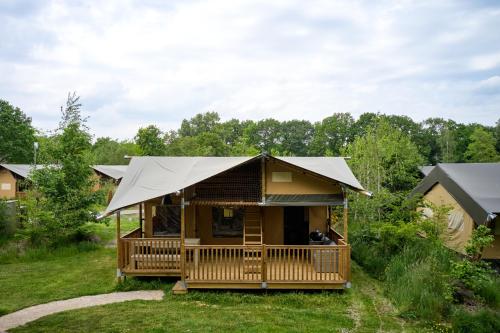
[{"xmin": 284, "ymin": 206, "xmax": 309, "ymax": 245}]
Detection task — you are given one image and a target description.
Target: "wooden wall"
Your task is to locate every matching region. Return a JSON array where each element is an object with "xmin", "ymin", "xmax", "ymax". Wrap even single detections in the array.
[
  {"xmin": 196, "ymin": 206, "xmax": 243, "ymax": 245},
  {"xmin": 265, "ymin": 159, "xmax": 341, "ymax": 195},
  {"xmin": 0, "ymin": 169, "xmax": 16, "ymax": 199},
  {"xmin": 309, "ymin": 206, "xmax": 327, "ymax": 233},
  {"xmin": 263, "ymin": 206, "xmax": 283, "ymax": 244}
]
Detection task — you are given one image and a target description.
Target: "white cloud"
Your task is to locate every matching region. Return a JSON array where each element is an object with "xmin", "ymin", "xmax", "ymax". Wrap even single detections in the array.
[{"xmin": 1, "ymin": 0, "xmax": 500, "ymax": 140}]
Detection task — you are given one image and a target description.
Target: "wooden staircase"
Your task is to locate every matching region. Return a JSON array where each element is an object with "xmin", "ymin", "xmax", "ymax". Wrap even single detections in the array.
[
  {"xmin": 243, "ymin": 207, "xmax": 263, "ymax": 274},
  {"xmin": 244, "ymin": 207, "xmax": 262, "ymax": 245}
]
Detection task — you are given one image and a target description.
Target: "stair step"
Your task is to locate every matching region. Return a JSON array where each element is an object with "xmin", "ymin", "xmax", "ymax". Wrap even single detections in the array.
[{"xmin": 244, "ymin": 241, "xmax": 262, "ymax": 245}]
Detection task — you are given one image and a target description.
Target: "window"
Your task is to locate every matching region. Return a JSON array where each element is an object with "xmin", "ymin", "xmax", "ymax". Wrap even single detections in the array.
[
  {"xmin": 272, "ymin": 172, "xmax": 292, "ymax": 182},
  {"xmin": 153, "ymin": 205, "xmax": 181, "ymax": 236},
  {"xmin": 212, "ymin": 207, "xmax": 244, "ymax": 237}
]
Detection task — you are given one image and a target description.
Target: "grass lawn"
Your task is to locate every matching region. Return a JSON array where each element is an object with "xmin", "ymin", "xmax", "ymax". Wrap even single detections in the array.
[
  {"xmin": 2, "ymin": 217, "xmax": 429, "ymax": 332},
  {"xmin": 0, "ymin": 217, "xmax": 138, "ymax": 315},
  {"xmin": 10, "ymin": 264, "xmax": 428, "ymax": 333}
]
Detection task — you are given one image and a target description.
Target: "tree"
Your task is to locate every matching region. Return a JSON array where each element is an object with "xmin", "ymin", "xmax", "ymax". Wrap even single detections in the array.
[
  {"xmin": 343, "ymin": 120, "xmax": 424, "ymax": 223},
  {"xmin": 280, "ymin": 120, "xmax": 314, "ymax": 156},
  {"xmin": 178, "ymin": 112, "xmax": 221, "ymax": 137},
  {"xmin": 135, "ymin": 125, "xmax": 166, "ymax": 156},
  {"xmin": 58, "ymin": 92, "xmax": 85, "ymax": 129},
  {"xmin": 244, "ymin": 119, "xmax": 282, "ymax": 153},
  {"xmin": 23, "ymin": 94, "xmax": 100, "ymax": 244},
  {"xmin": 309, "ymin": 113, "xmax": 355, "ymax": 156},
  {"xmin": 92, "ymin": 138, "xmax": 140, "ymax": 164},
  {"xmin": 464, "ymin": 128, "xmax": 499, "ymax": 162},
  {"xmin": 0, "ymin": 99, "xmax": 36, "ymax": 163}
]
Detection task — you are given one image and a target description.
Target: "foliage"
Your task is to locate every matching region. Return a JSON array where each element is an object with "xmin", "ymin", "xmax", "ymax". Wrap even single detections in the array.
[
  {"xmin": 464, "ymin": 127, "xmax": 499, "ymax": 162},
  {"xmin": 350, "ymin": 221, "xmax": 422, "ymax": 278},
  {"xmin": 0, "ymin": 200, "xmax": 9, "ymax": 237},
  {"xmin": 450, "ymin": 226, "xmax": 499, "ymax": 307},
  {"xmin": 464, "ymin": 225, "xmax": 495, "ymax": 261},
  {"xmin": 344, "ymin": 119, "xmax": 423, "ymax": 194},
  {"xmin": 451, "ymin": 308, "xmax": 500, "ymax": 333},
  {"xmin": 309, "ymin": 113, "xmax": 354, "ymax": 155},
  {"xmin": 19, "ymin": 94, "xmax": 101, "ymax": 244},
  {"xmin": 0, "ymin": 99, "xmax": 36, "ymax": 163},
  {"xmin": 179, "ymin": 112, "xmax": 221, "ymax": 137},
  {"xmin": 418, "ymin": 202, "xmax": 451, "ymax": 241},
  {"xmin": 92, "ymin": 137, "xmax": 140, "ymax": 164},
  {"xmin": 384, "ymin": 241, "xmax": 454, "ymax": 321},
  {"xmin": 135, "ymin": 125, "xmax": 166, "ymax": 156}
]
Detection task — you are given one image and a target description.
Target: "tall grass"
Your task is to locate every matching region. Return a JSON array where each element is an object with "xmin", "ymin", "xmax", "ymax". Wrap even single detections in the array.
[
  {"xmin": 0, "ymin": 240, "xmax": 100, "ymax": 264},
  {"xmin": 384, "ymin": 241, "xmax": 454, "ymax": 320}
]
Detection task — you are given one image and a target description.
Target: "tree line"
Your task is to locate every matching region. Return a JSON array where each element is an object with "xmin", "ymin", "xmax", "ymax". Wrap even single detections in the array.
[{"xmin": 1, "ymin": 98, "xmax": 499, "ymax": 167}]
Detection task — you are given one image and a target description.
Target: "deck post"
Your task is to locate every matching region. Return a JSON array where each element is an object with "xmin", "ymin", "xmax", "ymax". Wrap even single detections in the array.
[
  {"xmin": 343, "ymin": 193, "xmax": 348, "ymax": 244},
  {"xmin": 139, "ymin": 202, "xmax": 143, "ymax": 237},
  {"xmin": 261, "ymin": 154, "xmax": 266, "ymax": 204},
  {"xmin": 261, "ymin": 244, "xmax": 267, "ymax": 287},
  {"xmin": 180, "ymin": 190, "xmax": 186, "ymax": 283},
  {"xmin": 116, "ymin": 210, "xmax": 123, "ymax": 279}
]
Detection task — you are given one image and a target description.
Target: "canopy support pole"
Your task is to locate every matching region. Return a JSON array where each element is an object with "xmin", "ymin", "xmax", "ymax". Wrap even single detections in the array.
[
  {"xmin": 343, "ymin": 195, "xmax": 348, "ymax": 243},
  {"xmin": 116, "ymin": 211, "xmax": 123, "ymax": 280},
  {"xmin": 139, "ymin": 203, "xmax": 143, "ymax": 237},
  {"xmin": 180, "ymin": 190, "xmax": 186, "ymax": 284}
]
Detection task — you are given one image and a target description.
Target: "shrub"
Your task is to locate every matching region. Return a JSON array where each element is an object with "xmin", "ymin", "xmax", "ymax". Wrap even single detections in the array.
[
  {"xmin": 385, "ymin": 241, "xmax": 454, "ymax": 321},
  {"xmin": 452, "ymin": 309, "xmax": 500, "ymax": 333},
  {"xmin": 350, "ymin": 221, "xmax": 421, "ymax": 278}
]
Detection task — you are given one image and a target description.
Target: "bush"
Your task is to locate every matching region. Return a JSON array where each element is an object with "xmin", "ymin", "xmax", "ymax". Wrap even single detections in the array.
[
  {"xmin": 385, "ymin": 241, "xmax": 454, "ymax": 321},
  {"xmin": 452, "ymin": 309, "xmax": 500, "ymax": 333},
  {"xmin": 350, "ymin": 221, "xmax": 421, "ymax": 278}
]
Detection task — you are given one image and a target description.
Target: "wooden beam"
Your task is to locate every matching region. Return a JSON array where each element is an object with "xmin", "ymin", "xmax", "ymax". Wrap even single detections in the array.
[
  {"xmin": 343, "ymin": 196, "xmax": 348, "ymax": 243},
  {"xmin": 116, "ymin": 211, "xmax": 121, "ymax": 277},
  {"xmin": 261, "ymin": 155, "xmax": 266, "ymax": 203},
  {"xmin": 180, "ymin": 190, "xmax": 186, "ymax": 283},
  {"xmin": 139, "ymin": 202, "xmax": 143, "ymax": 237}
]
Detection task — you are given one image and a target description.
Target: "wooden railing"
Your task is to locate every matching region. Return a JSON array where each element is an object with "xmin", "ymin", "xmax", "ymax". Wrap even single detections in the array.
[
  {"xmin": 328, "ymin": 227, "xmax": 347, "ymax": 245},
  {"xmin": 122, "ymin": 227, "xmax": 142, "ymax": 239},
  {"xmin": 119, "ymin": 237, "xmax": 181, "ymax": 274},
  {"xmin": 266, "ymin": 245, "xmax": 348, "ymax": 282},
  {"xmin": 185, "ymin": 246, "xmax": 262, "ymax": 282},
  {"xmin": 185, "ymin": 244, "xmax": 350, "ymax": 285}
]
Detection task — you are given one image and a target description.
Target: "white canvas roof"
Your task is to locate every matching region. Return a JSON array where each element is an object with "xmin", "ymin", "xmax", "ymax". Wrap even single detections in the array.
[
  {"xmin": 92, "ymin": 165, "xmax": 128, "ymax": 180},
  {"xmin": 0, "ymin": 164, "xmax": 44, "ymax": 179},
  {"xmin": 104, "ymin": 155, "xmax": 367, "ymax": 214}
]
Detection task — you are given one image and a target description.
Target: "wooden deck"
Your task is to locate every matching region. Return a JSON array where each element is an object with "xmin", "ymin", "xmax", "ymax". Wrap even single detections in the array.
[{"xmin": 118, "ymin": 234, "xmax": 350, "ymax": 289}]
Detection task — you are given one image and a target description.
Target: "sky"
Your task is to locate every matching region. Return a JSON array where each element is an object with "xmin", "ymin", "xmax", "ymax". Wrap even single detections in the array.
[{"xmin": 1, "ymin": 0, "xmax": 500, "ymax": 140}]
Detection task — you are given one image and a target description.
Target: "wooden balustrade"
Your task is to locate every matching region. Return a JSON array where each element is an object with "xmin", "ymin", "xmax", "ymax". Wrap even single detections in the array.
[
  {"xmin": 185, "ymin": 244, "xmax": 349, "ymax": 285},
  {"xmin": 122, "ymin": 227, "xmax": 142, "ymax": 239},
  {"xmin": 185, "ymin": 245, "xmax": 262, "ymax": 282},
  {"xmin": 118, "ymin": 237, "xmax": 350, "ymax": 285},
  {"xmin": 266, "ymin": 245, "xmax": 348, "ymax": 282},
  {"xmin": 119, "ymin": 237, "xmax": 181, "ymax": 275}
]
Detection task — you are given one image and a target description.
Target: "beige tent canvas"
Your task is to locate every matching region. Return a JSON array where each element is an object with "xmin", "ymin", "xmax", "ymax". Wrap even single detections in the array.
[{"xmin": 107, "ymin": 153, "xmax": 369, "ymax": 293}]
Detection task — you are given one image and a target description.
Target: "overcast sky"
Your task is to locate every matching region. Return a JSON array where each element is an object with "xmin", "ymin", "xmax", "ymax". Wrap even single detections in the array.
[{"xmin": 1, "ymin": 0, "xmax": 499, "ymax": 140}]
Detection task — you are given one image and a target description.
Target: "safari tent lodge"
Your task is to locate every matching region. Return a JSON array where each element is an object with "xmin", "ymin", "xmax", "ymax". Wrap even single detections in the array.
[
  {"xmin": 105, "ymin": 154, "xmax": 370, "ymax": 293},
  {"xmin": 411, "ymin": 163, "xmax": 500, "ymax": 260}
]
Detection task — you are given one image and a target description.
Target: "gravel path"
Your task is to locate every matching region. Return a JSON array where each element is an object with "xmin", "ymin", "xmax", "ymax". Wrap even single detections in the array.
[{"xmin": 0, "ymin": 290, "xmax": 164, "ymax": 332}]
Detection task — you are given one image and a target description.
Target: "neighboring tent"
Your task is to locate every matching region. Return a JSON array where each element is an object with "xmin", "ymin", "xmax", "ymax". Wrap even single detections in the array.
[
  {"xmin": 104, "ymin": 154, "xmax": 368, "ymax": 214},
  {"xmin": 92, "ymin": 165, "xmax": 128, "ymax": 181},
  {"xmin": 411, "ymin": 163, "xmax": 500, "ymax": 225},
  {"xmin": 419, "ymin": 165, "xmax": 434, "ymax": 176},
  {"xmin": 0, "ymin": 164, "xmax": 44, "ymax": 179}
]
